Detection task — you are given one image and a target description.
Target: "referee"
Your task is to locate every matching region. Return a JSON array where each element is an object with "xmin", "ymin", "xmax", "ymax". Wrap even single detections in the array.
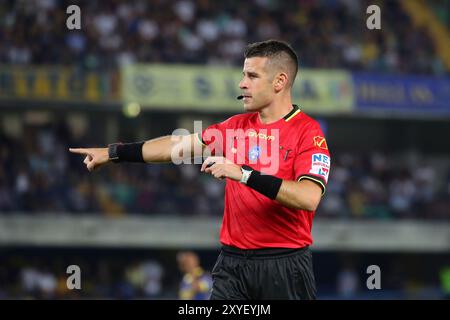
[{"xmin": 70, "ymin": 40, "xmax": 331, "ymax": 300}]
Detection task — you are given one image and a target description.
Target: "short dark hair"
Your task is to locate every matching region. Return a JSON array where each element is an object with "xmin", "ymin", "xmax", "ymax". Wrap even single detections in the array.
[{"xmin": 244, "ymin": 39, "xmax": 299, "ymax": 87}]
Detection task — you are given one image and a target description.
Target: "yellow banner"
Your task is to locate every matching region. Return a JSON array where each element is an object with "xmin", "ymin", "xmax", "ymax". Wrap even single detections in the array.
[
  {"xmin": 122, "ymin": 64, "xmax": 354, "ymax": 113},
  {"xmin": 0, "ymin": 66, "xmax": 119, "ymax": 103},
  {"xmin": 292, "ymin": 70, "xmax": 354, "ymax": 113}
]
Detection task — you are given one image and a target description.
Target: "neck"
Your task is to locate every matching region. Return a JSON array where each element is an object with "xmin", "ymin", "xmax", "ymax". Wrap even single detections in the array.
[{"xmin": 258, "ymin": 94, "xmax": 293, "ymax": 124}]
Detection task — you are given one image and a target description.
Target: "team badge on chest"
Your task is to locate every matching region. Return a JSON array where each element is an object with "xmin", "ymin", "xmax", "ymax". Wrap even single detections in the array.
[{"xmin": 248, "ymin": 146, "xmax": 261, "ymax": 161}]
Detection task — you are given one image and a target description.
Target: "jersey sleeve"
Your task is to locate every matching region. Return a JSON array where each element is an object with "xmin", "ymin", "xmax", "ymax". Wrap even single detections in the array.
[
  {"xmin": 197, "ymin": 118, "xmax": 230, "ymax": 157},
  {"xmin": 293, "ymin": 122, "xmax": 331, "ymax": 195}
]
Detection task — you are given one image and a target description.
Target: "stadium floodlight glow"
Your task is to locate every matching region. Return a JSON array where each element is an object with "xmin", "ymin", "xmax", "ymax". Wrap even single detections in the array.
[{"xmin": 123, "ymin": 102, "xmax": 141, "ymax": 118}]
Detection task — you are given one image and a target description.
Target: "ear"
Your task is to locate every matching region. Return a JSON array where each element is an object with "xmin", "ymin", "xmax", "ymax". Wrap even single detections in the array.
[{"xmin": 273, "ymin": 72, "xmax": 289, "ymax": 92}]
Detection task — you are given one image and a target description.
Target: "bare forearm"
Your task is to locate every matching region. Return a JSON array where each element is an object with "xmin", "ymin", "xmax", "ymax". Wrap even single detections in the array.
[
  {"xmin": 142, "ymin": 134, "xmax": 199, "ymax": 163},
  {"xmin": 275, "ymin": 180, "xmax": 322, "ymax": 211},
  {"xmin": 141, "ymin": 136, "xmax": 172, "ymax": 163}
]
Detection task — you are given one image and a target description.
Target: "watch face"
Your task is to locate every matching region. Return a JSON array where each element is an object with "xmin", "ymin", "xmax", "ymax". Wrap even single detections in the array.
[{"xmin": 240, "ymin": 167, "xmax": 252, "ymax": 184}]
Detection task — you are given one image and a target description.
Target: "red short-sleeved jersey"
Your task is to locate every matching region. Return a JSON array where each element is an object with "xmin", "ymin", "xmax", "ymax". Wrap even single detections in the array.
[{"xmin": 200, "ymin": 105, "xmax": 331, "ymax": 249}]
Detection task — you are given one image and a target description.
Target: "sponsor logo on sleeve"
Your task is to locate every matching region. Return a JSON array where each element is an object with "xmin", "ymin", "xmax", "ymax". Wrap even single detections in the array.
[{"xmin": 310, "ymin": 153, "xmax": 331, "ymax": 182}]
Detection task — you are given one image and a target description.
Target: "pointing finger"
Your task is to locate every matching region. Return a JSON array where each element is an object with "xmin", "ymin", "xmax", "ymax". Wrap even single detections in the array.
[{"xmin": 69, "ymin": 148, "xmax": 89, "ymax": 155}]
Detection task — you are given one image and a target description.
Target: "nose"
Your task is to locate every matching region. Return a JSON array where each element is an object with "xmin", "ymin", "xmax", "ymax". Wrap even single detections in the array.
[{"xmin": 239, "ymin": 78, "xmax": 248, "ymax": 90}]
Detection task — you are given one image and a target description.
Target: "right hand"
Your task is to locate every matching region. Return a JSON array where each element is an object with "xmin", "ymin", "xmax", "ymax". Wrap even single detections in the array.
[{"xmin": 69, "ymin": 147, "xmax": 109, "ymax": 172}]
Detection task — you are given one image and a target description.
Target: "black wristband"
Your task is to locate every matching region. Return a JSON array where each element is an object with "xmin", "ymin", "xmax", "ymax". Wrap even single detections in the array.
[
  {"xmin": 109, "ymin": 141, "xmax": 145, "ymax": 163},
  {"xmin": 243, "ymin": 165, "xmax": 282, "ymax": 200}
]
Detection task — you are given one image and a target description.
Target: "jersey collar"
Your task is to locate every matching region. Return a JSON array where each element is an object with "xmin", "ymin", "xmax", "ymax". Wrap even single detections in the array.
[{"xmin": 283, "ymin": 104, "xmax": 301, "ymax": 122}]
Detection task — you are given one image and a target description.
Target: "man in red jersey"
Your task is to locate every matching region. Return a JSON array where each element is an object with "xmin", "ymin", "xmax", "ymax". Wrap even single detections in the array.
[{"xmin": 70, "ymin": 40, "xmax": 330, "ymax": 300}]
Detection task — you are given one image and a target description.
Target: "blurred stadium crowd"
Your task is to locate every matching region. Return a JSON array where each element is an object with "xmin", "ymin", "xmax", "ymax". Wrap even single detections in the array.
[
  {"xmin": 0, "ymin": 0, "xmax": 447, "ymax": 75},
  {"xmin": 0, "ymin": 122, "xmax": 449, "ymax": 219},
  {"xmin": 1, "ymin": 249, "xmax": 447, "ymax": 299},
  {"xmin": 0, "ymin": 252, "xmax": 174, "ymax": 299}
]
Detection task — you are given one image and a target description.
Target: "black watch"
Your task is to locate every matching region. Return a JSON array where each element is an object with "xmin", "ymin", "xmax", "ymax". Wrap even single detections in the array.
[{"xmin": 108, "ymin": 143, "xmax": 122, "ymax": 163}]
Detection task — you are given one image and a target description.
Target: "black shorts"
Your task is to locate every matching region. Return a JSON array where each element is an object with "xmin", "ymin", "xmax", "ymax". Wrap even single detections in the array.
[{"xmin": 210, "ymin": 245, "xmax": 316, "ymax": 300}]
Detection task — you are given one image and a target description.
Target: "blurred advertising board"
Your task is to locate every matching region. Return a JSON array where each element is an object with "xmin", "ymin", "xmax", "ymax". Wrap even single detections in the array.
[
  {"xmin": 353, "ymin": 73, "xmax": 450, "ymax": 114},
  {"xmin": 0, "ymin": 66, "xmax": 119, "ymax": 103},
  {"xmin": 122, "ymin": 64, "xmax": 354, "ymax": 113}
]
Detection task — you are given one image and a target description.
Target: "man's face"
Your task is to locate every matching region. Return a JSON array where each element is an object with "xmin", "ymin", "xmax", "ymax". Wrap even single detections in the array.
[
  {"xmin": 239, "ymin": 57, "xmax": 275, "ymax": 112},
  {"xmin": 177, "ymin": 253, "xmax": 198, "ymax": 273}
]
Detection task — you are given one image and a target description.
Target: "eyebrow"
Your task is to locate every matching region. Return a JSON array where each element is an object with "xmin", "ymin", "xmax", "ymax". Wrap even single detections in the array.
[{"xmin": 243, "ymin": 71, "xmax": 259, "ymax": 77}]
